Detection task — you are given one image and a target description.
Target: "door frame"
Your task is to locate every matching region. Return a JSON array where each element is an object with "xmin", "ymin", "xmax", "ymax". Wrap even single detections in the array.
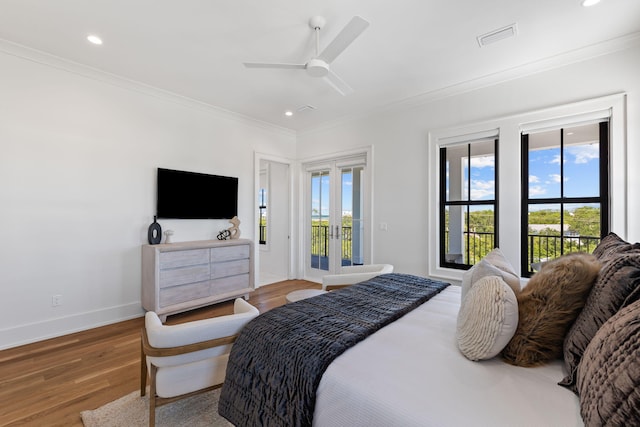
[
  {"xmin": 298, "ymin": 146, "xmax": 373, "ymax": 283},
  {"xmin": 254, "ymin": 152, "xmax": 296, "ymax": 287}
]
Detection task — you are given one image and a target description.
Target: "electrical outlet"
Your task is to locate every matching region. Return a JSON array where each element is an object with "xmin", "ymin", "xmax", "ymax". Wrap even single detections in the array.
[{"xmin": 52, "ymin": 294, "xmax": 63, "ymax": 307}]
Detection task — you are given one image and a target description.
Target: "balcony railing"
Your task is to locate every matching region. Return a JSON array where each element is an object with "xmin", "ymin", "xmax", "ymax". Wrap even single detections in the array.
[
  {"xmin": 445, "ymin": 231, "xmax": 601, "ymax": 268},
  {"xmin": 444, "ymin": 231, "xmax": 494, "ymax": 265},
  {"xmin": 311, "ymin": 224, "xmax": 352, "ymax": 266},
  {"xmin": 259, "ymin": 224, "xmax": 266, "ymax": 244},
  {"xmin": 527, "ymin": 233, "xmax": 601, "ymax": 269}
]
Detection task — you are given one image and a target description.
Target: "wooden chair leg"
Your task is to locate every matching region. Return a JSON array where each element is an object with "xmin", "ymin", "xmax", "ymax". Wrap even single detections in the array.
[
  {"xmin": 140, "ymin": 341, "xmax": 148, "ymax": 396},
  {"xmin": 149, "ymin": 364, "xmax": 157, "ymax": 427}
]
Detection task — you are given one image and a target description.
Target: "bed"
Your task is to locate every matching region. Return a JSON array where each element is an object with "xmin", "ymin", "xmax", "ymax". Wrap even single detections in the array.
[
  {"xmin": 313, "ymin": 285, "xmax": 581, "ymax": 427},
  {"xmin": 218, "ymin": 273, "xmax": 584, "ymax": 426}
]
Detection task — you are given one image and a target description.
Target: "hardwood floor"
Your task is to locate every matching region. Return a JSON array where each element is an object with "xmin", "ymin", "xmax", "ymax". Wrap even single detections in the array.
[{"xmin": 0, "ymin": 280, "xmax": 319, "ymax": 426}]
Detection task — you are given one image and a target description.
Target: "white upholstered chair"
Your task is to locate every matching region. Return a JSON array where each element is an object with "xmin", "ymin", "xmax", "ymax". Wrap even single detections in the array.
[
  {"xmin": 321, "ymin": 264, "xmax": 394, "ymax": 291},
  {"xmin": 140, "ymin": 298, "xmax": 259, "ymax": 426}
]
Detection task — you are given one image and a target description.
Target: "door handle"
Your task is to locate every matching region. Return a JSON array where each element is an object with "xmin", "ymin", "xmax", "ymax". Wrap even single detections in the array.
[{"xmin": 335, "ymin": 225, "xmax": 340, "ymax": 239}]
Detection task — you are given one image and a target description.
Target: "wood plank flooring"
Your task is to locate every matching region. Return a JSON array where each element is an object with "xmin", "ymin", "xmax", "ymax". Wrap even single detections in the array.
[{"xmin": 0, "ymin": 280, "xmax": 319, "ymax": 426}]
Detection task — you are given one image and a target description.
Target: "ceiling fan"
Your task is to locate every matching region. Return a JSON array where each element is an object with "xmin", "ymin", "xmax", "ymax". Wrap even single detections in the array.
[{"xmin": 243, "ymin": 16, "xmax": 370, "ymax": 96}]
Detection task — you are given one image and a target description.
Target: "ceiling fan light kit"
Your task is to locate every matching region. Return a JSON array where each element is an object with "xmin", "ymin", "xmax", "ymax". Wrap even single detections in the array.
[
  {"xmin": 243, "ymin": 15, "xmax": 370, "ymax": 95},
  {"xmin": 306, "ymin": 58, "xmax": 330, "ymax": 77}
]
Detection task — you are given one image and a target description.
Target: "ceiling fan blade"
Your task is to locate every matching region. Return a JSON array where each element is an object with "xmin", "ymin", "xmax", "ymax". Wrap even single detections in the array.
[
  {"xmin": 243, "ymin": 62, "xmax": 306, "ymax": 70},
  {"xmin": 324, "ymin": 70, "xmax": 354, "ymax": 96},
  {"xmin": 318, "ymin": 16, "xmax": 369, "ymax": 64}
]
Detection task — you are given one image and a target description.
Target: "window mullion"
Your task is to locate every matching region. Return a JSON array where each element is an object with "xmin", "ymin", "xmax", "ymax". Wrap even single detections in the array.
[{"xmin": 560, "ymin": 128, "xmax": 565, "ymax": 256}]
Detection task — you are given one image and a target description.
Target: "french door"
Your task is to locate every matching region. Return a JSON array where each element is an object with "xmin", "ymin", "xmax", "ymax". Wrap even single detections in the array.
[{"xmin": 304, "ymin": 154, "xmax": 369, "ymax": 281}]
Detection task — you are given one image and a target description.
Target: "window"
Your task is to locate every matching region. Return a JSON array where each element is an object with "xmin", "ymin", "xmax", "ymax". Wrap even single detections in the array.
[
  {"xmin": 429, "ymin": 95, "xmax": 624, "ymax": 282},
  {"xmin": 258, "ymin": 187, "xmax": 267, "ymax": 244},
  {"xmin": 521, "ymin": 121, "xmax": 609, "ymax": 276},
  {"xmin": 439, "ymin": 138, "xmax": 498, "ymax": 269}
]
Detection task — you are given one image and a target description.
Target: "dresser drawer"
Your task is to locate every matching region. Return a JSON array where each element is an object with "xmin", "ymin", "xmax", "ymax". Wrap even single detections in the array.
[
  {"xmin": 159, "ymin": 249, "xmax": 209, "ymax": 269},
  {"xmin": 211, "ymin": 274, "xmax": 250, "ymax": 294},
  {"xmin": 159, "ymin": 265, "xmax": 210, "ymax": 288},
  {"xmin": 142, "ymin": 239, "xmax": 254, "ymax": 317},
  {"xmin": 210, "ymin": 244, "xmax": 249, "ymax": 262},
  {"xmin": 211, "ymin": 259, "xmax": 250, "ymax": 279},
  {"xmin": 159, "ymin": 281, "xmax": 210, "ymax": 307}
]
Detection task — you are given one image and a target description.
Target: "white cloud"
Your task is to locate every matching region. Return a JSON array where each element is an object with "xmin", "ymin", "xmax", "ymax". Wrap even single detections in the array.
[
  {"xmin": 470, "ymin": 156, "xmax": 494, "ymax": 168},
  {"xmin": 568, "ymin": 145, "xmax": 599, "ymax": 164},
  {"xmin": 529, "ymin": 175, "xmax": 540, "ymax": 183},
  {"xmin": 529, "ymin": 185, "xmax": 546, "ymax": 196},
  {"xmin": 550, "ymin": 174, "xmax": 562, "ymax": 183},
  {"xmin": 470, "ymin": 179, "xmax": 495, "ymax": 199}
]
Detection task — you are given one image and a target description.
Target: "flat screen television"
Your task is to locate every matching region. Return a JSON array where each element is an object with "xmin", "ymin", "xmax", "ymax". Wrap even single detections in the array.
[{"xmin": 156, "ymin": 168, "xmax": 238, "ymax": 219}]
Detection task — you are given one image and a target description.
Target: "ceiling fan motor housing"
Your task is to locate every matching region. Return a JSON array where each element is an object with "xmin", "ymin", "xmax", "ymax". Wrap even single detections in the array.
[{"xmin": 306, "ymin": 58, "xmax": 330, "ymax": 77}]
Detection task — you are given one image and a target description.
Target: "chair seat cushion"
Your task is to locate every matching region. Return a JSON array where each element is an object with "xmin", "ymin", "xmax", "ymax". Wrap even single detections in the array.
[{"xmin": 155, "ymin": 354, "xmax": 229, "ymax": 398}]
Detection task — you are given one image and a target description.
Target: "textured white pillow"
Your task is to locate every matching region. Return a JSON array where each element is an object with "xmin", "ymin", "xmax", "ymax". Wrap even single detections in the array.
[
  {"xmin": 483, "ymin": 247, "xmax": 517, "ymax": 275},
  {"xmin": 457, "ymin": 275, "xmax": 519, "ymax": 361},
  {"xmin": 461, "ymin": 248, "xmax": 520, "ymax": 302},
  {"xmin": 461, "ymin": 259, "xmax": 520, "ymax": 302}
]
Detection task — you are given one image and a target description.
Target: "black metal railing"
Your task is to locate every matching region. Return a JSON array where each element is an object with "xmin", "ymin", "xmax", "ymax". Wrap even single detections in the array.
[
  {"xmin": 444, "ymin": 231, "xmax": 495, "ymax": 265},
  {"xmin": 259, "ymin": 224, "xmax": 266, "ymax": 245},
  {"xmin": 311, "ymin": 224, "xmax": 352, "ymax": 262},
  {"xmin": 445, "ymin": 230, "xmax": 601, "ymax": 267},
  {"xmin": 527, "ymin": 233, "xmax": 601, "ymax": 267}
]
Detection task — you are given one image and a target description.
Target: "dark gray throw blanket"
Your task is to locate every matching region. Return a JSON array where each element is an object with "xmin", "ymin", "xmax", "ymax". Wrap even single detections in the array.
[{"xmin": 218, "ymin": 273, "xmax": 449, "ymax": 427}]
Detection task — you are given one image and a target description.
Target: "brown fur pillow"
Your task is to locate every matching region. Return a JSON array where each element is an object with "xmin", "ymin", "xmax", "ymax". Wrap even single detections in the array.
[{"xmin": 502, "ymin": 252, "xmax": 601, "ymax": 367}]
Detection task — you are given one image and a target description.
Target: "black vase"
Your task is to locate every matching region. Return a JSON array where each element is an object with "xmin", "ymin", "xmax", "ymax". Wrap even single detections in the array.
[{"xmin": 148, "ymin": 216, "xmax": 162, "ymax": 245}]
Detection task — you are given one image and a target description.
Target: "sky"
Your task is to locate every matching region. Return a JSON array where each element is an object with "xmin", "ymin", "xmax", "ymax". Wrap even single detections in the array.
[
  {"xmin": 463, "ymin": 143, "xmax": 600, "ymax": 207},
  {"xmin": 311, "ymin": 170, "xmax": 353, "ymax": 218},
  {"xmin": 311, "ymin": 142, "xmax": 600, "ymax": 219},
  {"xmin": 528, "ymin": 144, "xmax": 600, "ymax": 199}
]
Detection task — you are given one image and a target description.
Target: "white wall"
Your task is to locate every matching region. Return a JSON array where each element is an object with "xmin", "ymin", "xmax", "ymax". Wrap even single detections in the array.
[
  {"xmin": 297, "ymin": 43, "xmax": 640, "ymax": 279},
  {"xmin": 0, "ymin": 48, "xmax": 295, "ymax": 349},
  {"xmin": 2, "ymin": 40, "xmax": 639, "ymax": 350}
]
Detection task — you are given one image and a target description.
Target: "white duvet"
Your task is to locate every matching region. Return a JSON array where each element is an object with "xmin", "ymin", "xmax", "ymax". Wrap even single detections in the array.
[{"xmin": 314, "ymin": 285, "xmax": 583, "ymax": 427}]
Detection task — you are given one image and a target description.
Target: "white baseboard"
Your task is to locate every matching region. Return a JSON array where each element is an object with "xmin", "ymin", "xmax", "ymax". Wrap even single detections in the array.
[{"xmin": 0, "ymin": 302, "xmax": 144, "ymax": 351}]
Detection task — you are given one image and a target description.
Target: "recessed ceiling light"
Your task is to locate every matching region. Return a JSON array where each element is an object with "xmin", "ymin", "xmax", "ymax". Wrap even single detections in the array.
[
  {"xmin": 87, "ymin": 35, "xmax": 103, "ymax": 45},
  {"xmin": 284, "ymin": 111, "xmax": 293, "ymax": 117},
  {"xmin": 582, "ymin": 0, "xmax": 601, "ymax": 7}
]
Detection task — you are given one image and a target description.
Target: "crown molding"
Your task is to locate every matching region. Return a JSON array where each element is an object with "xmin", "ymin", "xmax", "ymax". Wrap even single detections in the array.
[
  {"xmin": 298, "ymin": 31, "xmax": 640, "ymax": 136},
  {"xmin": 0, "ymin": 39, "xmax": 296, "ymax": 138}
]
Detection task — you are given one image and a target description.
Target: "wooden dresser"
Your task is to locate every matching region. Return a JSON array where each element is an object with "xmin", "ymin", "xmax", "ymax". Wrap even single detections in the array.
[{"xmin": 141, "ymin": 239, "xmax": 254, "ymax": 320}]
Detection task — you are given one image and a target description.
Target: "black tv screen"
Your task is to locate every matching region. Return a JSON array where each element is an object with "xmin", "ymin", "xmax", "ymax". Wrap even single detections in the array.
[{"xmin": 156, "ymin": 168, "xmax": 238, "ymax": 219}]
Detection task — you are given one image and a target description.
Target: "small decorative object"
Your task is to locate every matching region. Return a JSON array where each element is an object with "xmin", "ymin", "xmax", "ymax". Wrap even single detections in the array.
[
  {"xmin": 147, "ymin": 216, "xmax": 162, "ymax": 245},
  {"xmin": 227, "ymin": 216, "xmax": 241, "ymax": 239},
  {"xmin": 164, "ymin": 230, "xmax": 174, "ymax": 244},
  {"xmin": 217, "ymin": 229, "xmax": 231, "ymax": 240}
]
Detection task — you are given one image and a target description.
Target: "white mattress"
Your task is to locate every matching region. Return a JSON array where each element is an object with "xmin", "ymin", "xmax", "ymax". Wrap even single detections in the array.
[{"xmin": 314, "ymin": 285, "xmax": 583, "ymax": 427}]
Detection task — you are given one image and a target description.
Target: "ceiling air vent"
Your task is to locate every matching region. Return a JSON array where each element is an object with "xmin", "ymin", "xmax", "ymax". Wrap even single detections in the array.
[
  {"xmin": 477, "ymin": 23, "xmax": 517, "ymax": 47},
  {"xmin": 297, "ymin": 105, "xmax": 316, "ymax": 112}
]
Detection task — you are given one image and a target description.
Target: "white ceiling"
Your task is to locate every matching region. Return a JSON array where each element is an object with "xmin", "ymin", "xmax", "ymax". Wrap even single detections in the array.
[{"xmin": 1, "ymin": 0, "xmax": 639, "ymax": 133}]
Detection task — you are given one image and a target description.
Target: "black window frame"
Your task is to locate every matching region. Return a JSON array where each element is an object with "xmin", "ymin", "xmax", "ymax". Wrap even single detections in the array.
[
  {"xmin": 520, "ymin": 121, "xmax": 610, "ymax": 276},
  {"xmin": 439, "ymin": 139, "xmax": 499, "ymax": 270}
]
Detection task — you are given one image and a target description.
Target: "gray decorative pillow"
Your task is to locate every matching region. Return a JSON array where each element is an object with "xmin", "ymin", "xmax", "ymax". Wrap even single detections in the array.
[
  {"xmin": 461, "ymin": 248, "xmax": 520, "ymax": 302},
  {"xmin": 560, "ymin": 252, "xmax": 640, "ymax": 391},
  {"xmin": 592, "ymin": 232, "xmax": 640, "ymax": 261},
  {"xmin": 457, "ymin": 275, "xmax": 518, "ymax": 361},
  {"xmin": 576, "ymin": 298, "xmax": 640, "ymax": 426},
  {"xmin": 502, "ymin": 252, "xmax": 600, "ymax": 367}
]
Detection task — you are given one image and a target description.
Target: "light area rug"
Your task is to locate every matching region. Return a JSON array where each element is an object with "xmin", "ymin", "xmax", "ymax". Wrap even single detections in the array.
[{"xmin": 80, "ymin": 388, "xmax": 232, "ymax": 427}]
